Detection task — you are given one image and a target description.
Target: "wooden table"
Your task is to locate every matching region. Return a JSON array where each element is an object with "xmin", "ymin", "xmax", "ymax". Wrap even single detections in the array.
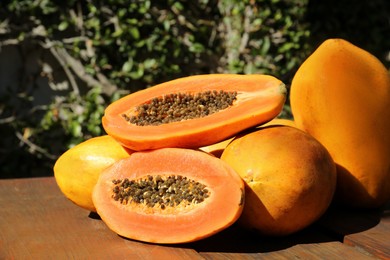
[{"xmin": 1, "ymin": 177, "xmax": 389, "ymax": 259}]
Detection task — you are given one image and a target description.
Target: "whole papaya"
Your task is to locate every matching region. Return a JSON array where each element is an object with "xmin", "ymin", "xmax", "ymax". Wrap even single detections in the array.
[
  {"xmin": 54, "ymin": 135, "xmax": 132, "ymax": 212},
  {"xmin": 221, "ymin": 126, "xmax": 336, "ymax": 236},
  {"xmin": 290, "ymin": 38, "xmax": 390, "ymax": 208},
  {"xmin": 199, "ymin": 119, "xmax": 295, "ymax": 158},
  {"xmin": 199, "ymin": 138, "xmax": 234, "ymax": 158}
]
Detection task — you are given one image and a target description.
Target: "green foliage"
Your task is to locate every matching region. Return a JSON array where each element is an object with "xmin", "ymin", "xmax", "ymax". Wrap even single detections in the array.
[
  {"xmin": 1, "ymin": 0, "xmax": 388, "ymax": 177},
  {"xmin": 218, "ymin": 0, "xmax": 310, "ymax": 79},
  {"xmin": 40, "ymin": 87, "xmax": 110, "ymax": 146}
]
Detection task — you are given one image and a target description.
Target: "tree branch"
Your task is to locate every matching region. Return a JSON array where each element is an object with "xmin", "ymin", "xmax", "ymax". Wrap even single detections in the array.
[
  {"xmin": 41, "ymin": 40, "xmax": 118, "ymax": 96},
  {"xmin": 15, "ymin": 131, "xmax": 57, "ymax": 160}
]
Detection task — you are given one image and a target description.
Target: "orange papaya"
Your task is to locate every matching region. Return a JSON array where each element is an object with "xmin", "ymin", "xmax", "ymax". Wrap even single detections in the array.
[
  {"xmin": 221, "ymin": 126, "xmax": 336, "ymax": 236},
  {"xmin": 102, "ymin": 74, "xmax": 286, "ymax": 151},
  {"xmin": 290, "ymin": 38, "xmax": 390, "ymax": 208},
  {"xmin": 92, "ymin": 148, "xmax": 244, "ymax": 244}
]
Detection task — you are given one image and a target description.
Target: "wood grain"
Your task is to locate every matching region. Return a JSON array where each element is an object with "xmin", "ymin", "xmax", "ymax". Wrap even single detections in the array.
[
  {"xmin": 0, "ymin": 177, "xmax": 201, "ymax": 259},
  {"xmin": 319, "ymin": 202, "xmax": 390, "ymax": 260}
]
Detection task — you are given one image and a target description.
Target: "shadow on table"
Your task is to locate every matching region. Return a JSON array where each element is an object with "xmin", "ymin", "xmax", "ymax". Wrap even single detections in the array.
[
  {"xmin": 182, "ymin": 222, "xmax": 337, "ymax": 254},
  {"xmin": 88, "ymin": 210, "xmax": 335, "ymax": 254},
  {"xmin": 87, "ymin": 199, "xmax": 388, "ymax": 254},
  {"xmin": 317, "ymin": 201, "xmax": 389, "ymax": 238},
  {"xmin": 183, "ymin": 202, "xmax": 388, "ymax": 254}
]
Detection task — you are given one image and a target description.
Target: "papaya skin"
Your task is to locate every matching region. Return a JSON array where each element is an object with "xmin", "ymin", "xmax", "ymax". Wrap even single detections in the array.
[
  {"xmin": 290, "ymin": 38, "xmax": 390, "ymax": 208},
  {"xmin": 199, "ymin": 138, "xmax": 234, "ymax": 158},
  {"xmin": 102, "ymin": 74, "xmax": 286, "ymax": 151},
  {"xmin": 221, "ymin": 126, "xmax": 336, "ymax": 236},
  {"xmin": 199, "ymin": 119, "xmax": 295, "ymax": 157},
  {"xmin": 262, "ymin": 118, "xmax": 296, "ymax": 128},
  {"xmin": 54, "ymin": 135, "xmax": 133, "ymax": 212}
]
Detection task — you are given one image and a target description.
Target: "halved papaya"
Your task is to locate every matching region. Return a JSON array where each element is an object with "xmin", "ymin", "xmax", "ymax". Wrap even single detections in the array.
[
  {"xmin": 92, "ymin": 148, "xmax": 244, "ymax": 244},
  {"xmin": 102, "ymin": 74, "xmax": 286, "ymax": 151}
]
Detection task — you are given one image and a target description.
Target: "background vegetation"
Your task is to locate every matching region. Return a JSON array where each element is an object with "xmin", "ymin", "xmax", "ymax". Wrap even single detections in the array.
[{"xmin": 0, "ymin": 0, "xmax": 389, "ymax": 178}]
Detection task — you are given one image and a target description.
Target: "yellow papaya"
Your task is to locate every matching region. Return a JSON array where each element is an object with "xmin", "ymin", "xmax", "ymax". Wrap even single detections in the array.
[
  {"xmin": 262, "ymin": 118, "xmax": 296, "ymax": 128},
  {"xmin": 290, "ymin": 38, "xmax": 390, "ymax": 208},
  {"xmin": 199, "ymin": 138, "xmax": 234, "ymax": 158},
  {"xmin": 54, "ymin": 135, "xmax": 132, "ymax": 212},
  {"xmin": 199, "ymin": 119, "xmax": 295, "ymax": 158}
]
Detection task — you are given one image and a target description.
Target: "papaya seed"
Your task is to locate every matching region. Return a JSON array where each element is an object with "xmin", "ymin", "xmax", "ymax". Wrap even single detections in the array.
[
  {"xmin": 111, "ymin": 175, "xmax": 210, "ymax": 210},
  {"xmin": 122, "ymin": 90, "xmax": 238, "ymax": 126}
]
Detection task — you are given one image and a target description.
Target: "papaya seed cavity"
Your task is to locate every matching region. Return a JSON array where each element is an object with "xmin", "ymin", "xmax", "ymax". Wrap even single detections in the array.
[
  {"xmin": 122, "ymin": 90, "xmax": 237, "ymax": 126},
  {"xmin": 111, "ymin": 175, "xmax": 210, "ymax": 209}
]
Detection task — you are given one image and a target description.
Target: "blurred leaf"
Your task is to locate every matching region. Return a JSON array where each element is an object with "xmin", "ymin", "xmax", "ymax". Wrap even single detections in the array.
[
  {"xmin": 143, "ymin": 58, "xmax": 157, "ymax": 69},
  {"xmin": 122, "ymin": 59, "xmax": 134, "ymax": 72},
  {"xmin": 58, "ymin": 21, "xmax": 68, "ymax": 31},
  {"xmin": 129, "ymin": 27, "xmax": 140, "ymax": 39}
]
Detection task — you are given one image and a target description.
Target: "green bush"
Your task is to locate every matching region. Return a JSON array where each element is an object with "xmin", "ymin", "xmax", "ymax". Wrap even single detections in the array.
[{"xmin": 0, "ymin": 0, "xmax": 388, "ymax": 178}]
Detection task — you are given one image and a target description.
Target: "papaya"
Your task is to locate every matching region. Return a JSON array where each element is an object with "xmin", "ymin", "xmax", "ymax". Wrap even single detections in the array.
[
  {"xmin": 54, "ymin": 135, "xmax": 132, "ymax": 212},
  {"xmin": 199, "ymin": 137, "xmax": 234, "ymax": 158},
  {"xmin": 262, "ymin": 118, "xmax": 296, "ymax": 128},
  {"xmin": 199, "ymin": 119, "xmax": 295, "ymax": 157},
  {"xmin": 102, "ymin": 74, "xmax": 286, "ymax": 151},
  {"xmin": 221, "ymin": 126, "xmax": 336, "ymax": 236},
  {"xmin": 92, "ymin": 148, "xmax": 244, "ymax": 244},
  {"xmin": 290, "ymin": 38, "xmax": 390, "ymax": 208},
  {"xmin": 199, "ymin": 118, "xmax": 296, "ymax": 157}
]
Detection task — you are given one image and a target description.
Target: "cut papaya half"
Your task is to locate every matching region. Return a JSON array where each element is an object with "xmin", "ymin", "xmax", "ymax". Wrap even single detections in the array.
[
  {"xmin": 102, "ymin": 74, "xmax": 286, "ymax": 151},
  {"xmin": 92, "ymin": 148, "xmax": 244, "ymax": 244}
]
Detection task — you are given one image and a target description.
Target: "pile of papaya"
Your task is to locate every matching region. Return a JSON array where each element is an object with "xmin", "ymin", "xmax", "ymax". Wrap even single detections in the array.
[{"xmin": 54, "ymin": 38, "xmax": 390, "ymax": 244}]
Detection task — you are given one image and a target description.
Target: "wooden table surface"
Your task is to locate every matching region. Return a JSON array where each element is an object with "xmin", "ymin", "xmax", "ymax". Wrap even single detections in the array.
[{"xmin": 1, "ymin": 177, "xmax": 389, "ymax": 259}]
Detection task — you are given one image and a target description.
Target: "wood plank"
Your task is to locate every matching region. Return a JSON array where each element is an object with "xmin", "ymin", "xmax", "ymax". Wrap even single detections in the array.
[
  {"xmin": 319, "ymin": 202, "xmax": 390, "ymax": 259},
  {"xmin": 344, "ymin": 221, "xmax": 390, "ymax": 260},
  {"xmin": 200, "ymin": 241, "xmax": 377, "ymax": 260},
  {"xmin": 0, "ymin": 177, "xmax": 202, "ymax": 260},
  {"xmin": 187, "ymin": 220, "xmax": 377, "ymax": 259}
]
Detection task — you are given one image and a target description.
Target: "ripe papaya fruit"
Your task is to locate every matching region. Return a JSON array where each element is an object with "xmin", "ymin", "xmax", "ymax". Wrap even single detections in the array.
[
  {"xmin": 199, "ymin": 118, "xmax": 295, "ymax": 157},
  {"xmin": 199, "ymin": 137, "xmax": 234, "ymax": 158},
  {"xmin": 221, "ymin": 126, "xmax": 336, "ymax": 236},
  {"xmin": 290, "ymin": 38, "xmax": 390, "ymax": 208},
  {"xmin": 102, "ymin": 74, "xmax": 286, "ymax": 151},
  {"xmin": 263, "ymin": 118, "xmax": 295, "ymax": 127},
  {"xmin": 92, "ymin": 148, "xmax": 244, "ymax": 244},
  {"xmin": 54, "ymin": 135, "xmax": 132, "ymax": 212}
]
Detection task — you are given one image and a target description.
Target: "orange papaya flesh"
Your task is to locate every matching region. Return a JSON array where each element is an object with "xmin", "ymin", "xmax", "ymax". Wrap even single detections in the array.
[
  {"xmin": 54, "ymin": 135, "xmax": 133, "ymax": 212},
  {"xmin": 92, "ymin": 148, "xmax": 245, "ymax": 244},
  {"xmin": 102, "ymin": 74, "xmax": 286, "ymax": 151}
]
